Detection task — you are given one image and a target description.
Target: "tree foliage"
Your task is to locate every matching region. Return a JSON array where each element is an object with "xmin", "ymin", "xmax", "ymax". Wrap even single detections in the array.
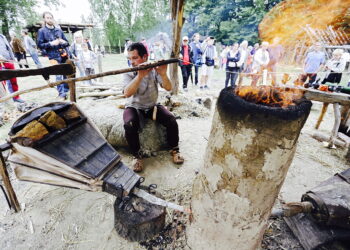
[
  {"xmin": 183, "ymin": 0, "xmax": 283, "ymax": 45},
  {"xmin": 0, "ymin": 0, "xmax": 60, "ymax": 38},
  {"xmin": 88, "ymin": 0, "xmax": 169, "ymax": 47}
]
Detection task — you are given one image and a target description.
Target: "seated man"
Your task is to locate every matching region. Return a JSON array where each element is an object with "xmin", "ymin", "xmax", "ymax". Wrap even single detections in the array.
[{"xmin": 123, "ymin": 42, "xmax": 184, "ymax": 172}]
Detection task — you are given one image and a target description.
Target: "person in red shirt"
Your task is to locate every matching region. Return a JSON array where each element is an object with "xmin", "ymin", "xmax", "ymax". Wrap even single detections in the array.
[{"xmin": 179, "ymin": 36, "xmax": 193, "ymax": 91}]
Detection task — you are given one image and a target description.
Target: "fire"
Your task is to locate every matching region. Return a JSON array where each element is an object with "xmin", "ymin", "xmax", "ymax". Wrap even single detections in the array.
[
  {"xmin": 259, "ymin": 0, "xmax": 350, "ymax": 45},
  {"xmin": 234, "ymin": 86, "xmax": 304, "ymax": 108}
]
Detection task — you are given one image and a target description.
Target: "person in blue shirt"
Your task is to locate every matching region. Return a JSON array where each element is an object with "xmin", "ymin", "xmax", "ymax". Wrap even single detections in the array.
[
  {"xmin": 189, "ymin": 33, "xmax": 202, "ymax": 86},
  {"xmin": 297, "ymin": 42, "xmax": 325, "ymax": 85},
  {"xmin": 37, "ymin": 11, "xmax": 70, "ymax": 100}
]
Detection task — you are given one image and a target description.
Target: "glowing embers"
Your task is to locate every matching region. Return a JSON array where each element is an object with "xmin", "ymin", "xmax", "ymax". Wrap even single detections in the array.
[{"xmin": 234, "ymin": 85, "xmax": 305, "ymax": 108}]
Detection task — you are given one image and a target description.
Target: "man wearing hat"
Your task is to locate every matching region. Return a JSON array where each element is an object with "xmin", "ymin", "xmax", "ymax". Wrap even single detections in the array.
[{"xmin": 179, "ymin": 36, "xmax": 193, "ymax": 91}]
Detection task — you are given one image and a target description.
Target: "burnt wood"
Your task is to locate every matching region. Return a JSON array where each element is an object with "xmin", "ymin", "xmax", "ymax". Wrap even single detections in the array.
[
  {"xmin": 114, "ymin": 193, "xmax": 166, "ymax": 242},
  {"xmin": 0, "ymin": 64, "xmax": 75, "ymax": 81}
]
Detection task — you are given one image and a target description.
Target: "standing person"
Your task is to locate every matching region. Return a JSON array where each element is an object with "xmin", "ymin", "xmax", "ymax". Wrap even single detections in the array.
[
  {"xmin": 70, "ymin": 32, "xmax": 85, "ymax": 78},
  {"xmin": 251, "ymin": 42, "xmax": 270, "ymax": 86},
  {"xmin": 267, "ymin": 37, "xmax": 284, "ymax": 86},
  {"xmin": 10, "ymin": 32, "xmax": 29, "ymax": 68},
  {"xmin": 123, "ymin": 42, "xmax": 184, "ymax": 172},
  {"xmin": 237, "ymin": 40, "xmax": 249, "ymax": 86},
  {"xmin": 222, "ymin": 43, "xmax": 241, "ymax": 88},
  {"xmin": 296, "ymin": 42, "xmax": 326, "ymax": 85},
  {"xmin": 37, "ymin": 11, "xmax": 70, "ymax": 100},
  {"xmin": 220, "ymin": 45, "xmax": 229, "ymax": 70},
  {"xmin": 124, "ymin": 39, "xmax": 132, "ymax": 66},
  {"xmin": 141, "ymin": 38, "xmax": 150, "ymax": 57},
  {"xmin": 84, "ymin": 37, "xmax": 92, "ymax": 51},
  {"xmin": 78, "ymin": 43, "xmax": 97, "ymax": 85},
  {"xmin": 100, "ymin": 45, "xmax": 105, "ymax": 57},
  {"xmin": 0, "ymin": 34, "xmax": 24, "ymax": 103},
  {"xmin": 200, "ymin": 36, "xmax": 218, "ymax": 90},
  {"xmin": 321, "ymin": 49, "xmax": 346, "ymax": 85},
  {"xmin": 22, "ymin": 30, "xmax": 43, "ymax": 68},
  {"xmin": 251, "ymin": 43, "xmax": 260, "ymax": 55},
  {"xmin": 179, "ymin": 36, "xmax": 193, "ymax": 91},
  {"xmin": 190, "ymin": 33, "xmax": 202, "ymax": 85}
]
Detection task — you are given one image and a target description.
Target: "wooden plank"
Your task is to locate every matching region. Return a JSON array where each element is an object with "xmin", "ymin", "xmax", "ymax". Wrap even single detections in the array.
[
  {"xmin": 301, "ymin": 87, "xmax": 350, "ymax": 106},
  {"xmin": 0, "ymin": 151, "xmax": 20, "ymax": 212},
  {"xmin": 78, "ymin": 91, "xmax": 123, "ymax": 99},
  {"xmin": 0, "ymin": 63, "xmax": 74, "ymax": 81}
]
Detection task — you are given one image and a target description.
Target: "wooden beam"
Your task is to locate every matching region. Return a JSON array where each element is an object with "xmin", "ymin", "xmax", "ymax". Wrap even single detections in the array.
[
  {"xmin": 169, "ymin": 0, "xmax": 186, "ymax": 95},
  {"xmin": 0, "ymin": 59, "xmax": 179, "ymax": 103},
  {"xmin": 0, "ymin": 63, "xmax": 74, "ymax": 81}
]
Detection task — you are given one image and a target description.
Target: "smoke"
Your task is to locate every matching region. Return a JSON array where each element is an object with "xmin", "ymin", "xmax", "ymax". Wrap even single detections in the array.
[{"xmin": 259, "ymin": 0, "xmax": 350, "ymax": 45}]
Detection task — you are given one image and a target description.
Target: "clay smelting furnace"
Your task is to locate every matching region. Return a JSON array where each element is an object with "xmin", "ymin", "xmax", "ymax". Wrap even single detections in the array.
[{"xmin": 187, "ymin": 86, "xmax": 312, "ymax": 250}]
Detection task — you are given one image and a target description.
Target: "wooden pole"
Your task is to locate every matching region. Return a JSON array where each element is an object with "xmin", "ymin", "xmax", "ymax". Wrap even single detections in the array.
[
  {"xmin": 68, "ymin": 82, "xmax": 76, "ymax": 102},
  {"xmin": 169, "ymin": 0, "xmax": 185, "ymax": 95},
  {"xmin": 0, "ymin": 59, "xmax": 178, "ymax": 103},
  {"xmin": 315, "ymin": 103, "xmax": 329, "ymax": 129},
  {"xmin": 98, "ymin": 53, "xmax": 103, "ymax": 82},
  {"xmin": 0, "ymin": 144, "xmax": 20, "ymax": 212}
]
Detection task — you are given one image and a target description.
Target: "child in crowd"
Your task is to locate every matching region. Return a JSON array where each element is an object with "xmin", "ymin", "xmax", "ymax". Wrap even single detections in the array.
[{"xmin": 78, "ymin": 43, "xmax": 97, "ymax": 85}]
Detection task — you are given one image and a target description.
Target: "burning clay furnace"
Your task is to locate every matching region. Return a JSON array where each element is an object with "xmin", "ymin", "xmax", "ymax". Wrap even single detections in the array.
[{"xmin": 187, "ymin": 86, "xmax": 312, "ymax": 250}]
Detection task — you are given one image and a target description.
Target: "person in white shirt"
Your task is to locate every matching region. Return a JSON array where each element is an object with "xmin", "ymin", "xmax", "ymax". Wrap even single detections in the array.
[
  {"xmin": 78, "ymin": 43, "xmax": 97, "ymax": 85},
  {"xmin": 251, "ymin": 41, "xmax": 270, "ymax": 86},
  {"xmin": 322, "ymin": 49, "xmax": 346, "ymax": 85}
]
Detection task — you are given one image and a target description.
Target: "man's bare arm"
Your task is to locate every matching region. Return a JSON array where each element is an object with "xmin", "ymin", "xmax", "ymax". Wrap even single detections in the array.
[{"xmin": 155, "ymin": 64, "xmax": 172, "ymax": 91}]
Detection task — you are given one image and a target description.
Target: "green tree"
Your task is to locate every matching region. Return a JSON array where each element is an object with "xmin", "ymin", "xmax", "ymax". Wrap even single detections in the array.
[
  {"xmin": 0, "ymin": 0, "xmax": 60, "ymax": 38},
  {"xmin": 183, "ymin": 0, "xmax": 283, "ymax": 44},
  {"xmin": 88, "ymin": 0, "xmax": 169, "ymax": 47}
]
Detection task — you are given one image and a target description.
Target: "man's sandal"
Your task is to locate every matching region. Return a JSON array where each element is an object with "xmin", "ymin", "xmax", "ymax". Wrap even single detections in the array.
[
  {"xmin": 171, "ymin": 149, "xmax": 184, "ymax": 164},
  {"xmin": 132, "ymin": 157, "xmax": 144, "ymax": 172}
]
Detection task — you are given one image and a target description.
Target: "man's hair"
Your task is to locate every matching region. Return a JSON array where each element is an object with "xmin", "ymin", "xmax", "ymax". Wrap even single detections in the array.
[
  {"xmin": 127, "ymin": 42, "xmax": 148, "ymax": 57},
  {"xmin": 42, "ymin": 11, "xmax": 54, "ymax": 19}
]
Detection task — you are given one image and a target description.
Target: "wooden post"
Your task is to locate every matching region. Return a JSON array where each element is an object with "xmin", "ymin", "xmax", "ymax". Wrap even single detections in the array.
[
  {"xmin": 315, "ymin": 103, "xmax": 329, "ymax": 129},
  {"xmin": 98, "ymin": 53, "xmax": 103, "ymax": 82},
  {"xmin": 169, "ymin": 0, "xmax": 185, "ymax": 95},
  {"xmin": 0, "ymin": 144, "xmax": 20, "ymax": 212},
  {"xmin": 68, "ymin": 81, "xmax": 76, "ymax": 102}
]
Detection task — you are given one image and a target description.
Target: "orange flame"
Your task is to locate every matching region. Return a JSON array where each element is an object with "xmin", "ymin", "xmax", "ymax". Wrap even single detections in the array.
[
  {"xmin": 235, "ymin": 86, "xmax": 305, "ymax": 108},
  {"xmin": 259, "ymin": 0, "xmax": 350, "ymax": 45}
]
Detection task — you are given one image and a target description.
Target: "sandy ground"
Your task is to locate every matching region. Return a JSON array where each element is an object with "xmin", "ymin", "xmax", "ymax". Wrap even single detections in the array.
[{"xmin": 0, "ymin": 54, "xmax": 349, "ymax": 250}]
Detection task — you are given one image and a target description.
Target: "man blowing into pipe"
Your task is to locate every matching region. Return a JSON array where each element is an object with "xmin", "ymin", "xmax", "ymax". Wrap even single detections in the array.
[{"xmin": 123, "ymin": 42, "xmax": 184, "ymax": 172}]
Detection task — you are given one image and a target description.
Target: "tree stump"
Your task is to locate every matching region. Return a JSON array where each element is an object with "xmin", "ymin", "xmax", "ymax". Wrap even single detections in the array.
[{"xmin": 114, "ymin": 194, "xmax": 166, "ymax": 242}]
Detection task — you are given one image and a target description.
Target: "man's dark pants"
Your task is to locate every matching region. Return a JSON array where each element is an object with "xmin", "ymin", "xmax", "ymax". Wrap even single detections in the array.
[
  {"xmin": 180, "ymin": 64, "xmax": 192, "ymax": 89},
  {"xmin": 123, "ymin": 105, "xmax": 179, "ymax": 156},
  {"xmin": 194, "ymin": 65, "xmax": 200, "ymax": 85}
]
